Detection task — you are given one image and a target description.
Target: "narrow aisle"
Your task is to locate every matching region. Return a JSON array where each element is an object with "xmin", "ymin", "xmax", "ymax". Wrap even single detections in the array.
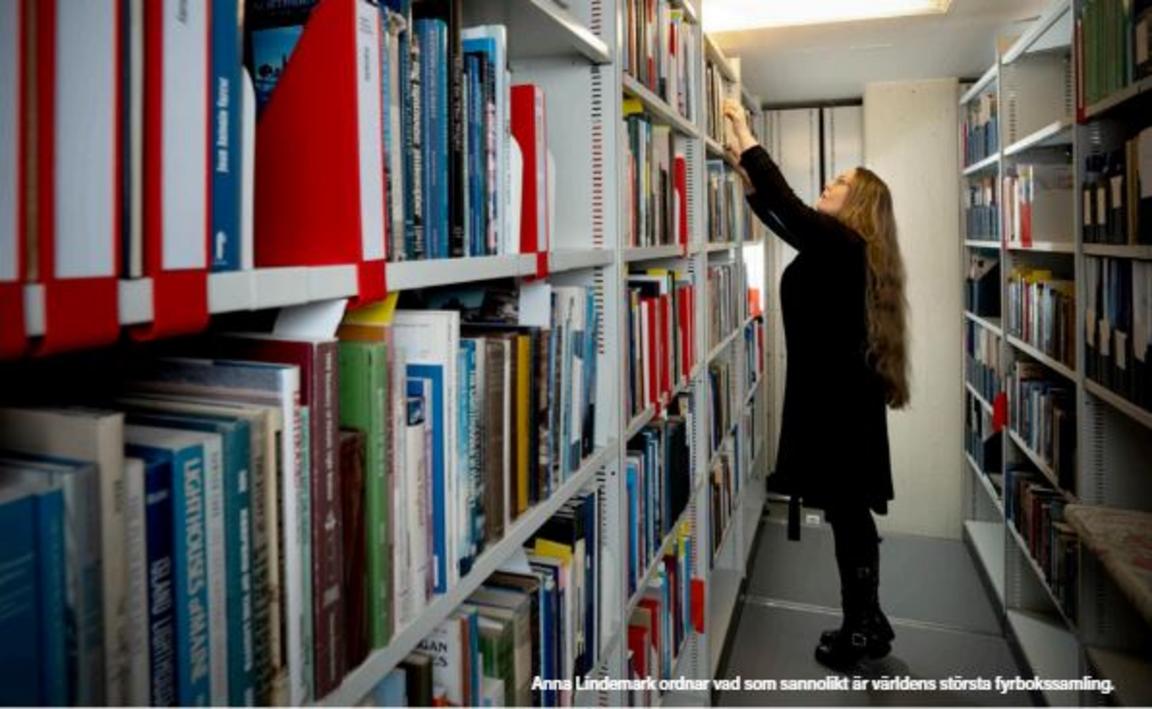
[{"xmin": 716, "ymin": 507, "xmax": 1030, "ymax": 706}]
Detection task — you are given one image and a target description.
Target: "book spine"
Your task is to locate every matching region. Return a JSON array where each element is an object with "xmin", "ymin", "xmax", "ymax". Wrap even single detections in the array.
[
  {"xmin": 448, "ymin": 0, "xmax": 465, "ymax": 258},
  {"xmin": 62, "ymin": 469, "xmax": 107, "ymax": 704},
  {"xmin": 203, "ymin": 439, "xmax": 229, "ymax": 705},
  {"xmin": 123, "ymin": 461, "xmax": 152, "ymax": 706},
  {"xmin": 224, "ymin": 429, "xmax": 255, "ymax": 705},
  {"xmin": 312, "ymin": 343, "xmax": 346, "ymax": 697},
  {"xmin": 36, "ymin": 489, "xmax": 68, "ymax": 706},
  {"xmin": 403, "ymin": 3, "xmax": 423, "ymax": 259},
  {"xmin": 145, "ymin": 460, "xmax": 177, "ymax": 706},
  {"xmin": 298, "ymin": 408, "xmax": 315, "ymax": 701},
  {"xmin": 209, "ymin": 0, "xmax": 242, "ymax": 270},
  {"xmin": 173, "ymin": 447, "xmax": 211, "ymax": 706}
]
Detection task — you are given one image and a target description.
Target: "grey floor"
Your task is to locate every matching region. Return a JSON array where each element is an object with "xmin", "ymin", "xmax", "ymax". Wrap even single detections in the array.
[{"xmin": 716, "ymin": 507, "xmax": 1031, "ymax": 706}]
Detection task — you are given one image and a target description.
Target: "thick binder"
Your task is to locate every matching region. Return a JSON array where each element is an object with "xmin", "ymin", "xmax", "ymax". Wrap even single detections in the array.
[
  {"xmin": 511, "ymin": 84, "xmax": 549, "ymax": 277},
  {"xmin": 253, "ymin": 0, "xmax": 388, "ymax": 306},
  {"xmin": 29, "ymin": 0, "xmax": 123, "ymax": 354},
  {"xmin": 132, "ymin": 0, "xmax": 213, "ymax": 341}
]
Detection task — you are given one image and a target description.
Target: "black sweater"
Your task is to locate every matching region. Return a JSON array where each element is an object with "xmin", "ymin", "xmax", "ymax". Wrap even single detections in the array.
[{"xmin": 740, "ymin": 145, "xmax": 893, "ymax": 514}]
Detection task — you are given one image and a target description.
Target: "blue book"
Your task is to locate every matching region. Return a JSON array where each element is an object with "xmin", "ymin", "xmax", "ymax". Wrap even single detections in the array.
[
  {"xmin": 247, "ymin": 0, "xmax": 317, "ymax": 109},
  {"xmin": 416, "ymin": 18, "xmax": 449, "ymax": 258},
  {"xmin": 408, "ymin": 370, "xmax": 447, "ymax": 593},
  {"xmin": 126, "ymin": 445, "xmax": 177, "ymax": 707},
  {"xmin": 370, "ymin": 667, "xmax": 408, "ymax": 706},
  {"xmin": 530, "ymin": 568, "xmax": 556, "ymax": 707},
  {"xmin": 126, "ymin": 412, "xmax": 254, "ymax": 705},
  {"xmin": 0, "ymin": 476, "xmax": 65, "ymax": 706},
  {"xmin": 457, "ymin": 340, "xmax": 479, "ymax": 567},
  {"xmin": 464, "ymin": 53, "xmax": 482, "ymax": 256},
  {"xmin": 625, "ymin": 461, "xmax": 638, "ymax": 593},
  {"xmin": 210, "ymin": 0, "xmax": 244, "ymax": 270},
  {"xmin": 126, "ymin": 428, "xmax": 211, "ymax": 707}
]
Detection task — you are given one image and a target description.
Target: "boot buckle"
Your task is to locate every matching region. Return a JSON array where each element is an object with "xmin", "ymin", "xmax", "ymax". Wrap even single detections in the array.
[{"xmin": 850, "ymin": 632, "xmax": 868, "ymax": 648}]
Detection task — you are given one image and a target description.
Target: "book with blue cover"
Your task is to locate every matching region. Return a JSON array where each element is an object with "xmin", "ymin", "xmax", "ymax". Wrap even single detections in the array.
[
  {"xmin": 0, "ymin": 452, "xmax": 102, "ymax": 705},
  {"xmin": 0, "ymin": 470, "xmax": 66, "ymax": 706},
  {"xmin": 125, "ymin": 411, "xmax": 254, "ymax": 705},
  {"xmin": 210, "ymin": 0, "xmax": 245, "ymax": 270},
  {"xmin": 416, "ymin": 18, "xmax": 449, "ymax": 258},
  {"xmin": 246, "ymin": 0, "xmax": 318, "ymax": 110},
  {"xmin": 369, "ymin": 667, "xmax": 408, "ymax": 706},
  {"xmin": 125, "ymin": 426, "xmax": 212, "ymax": 707}
]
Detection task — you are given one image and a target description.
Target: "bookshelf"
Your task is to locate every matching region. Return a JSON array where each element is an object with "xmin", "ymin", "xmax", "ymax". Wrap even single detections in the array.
[
  {"xmin": 0, "ymin": 0, "xmax": 771, "ymax": 705},
  {"xmin": 960, "ymin": 0, "xmax": 1152, "ymax": 702}
]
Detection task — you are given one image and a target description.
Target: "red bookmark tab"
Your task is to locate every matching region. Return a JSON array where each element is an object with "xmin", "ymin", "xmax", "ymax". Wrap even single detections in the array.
[
  {"xmin": 536, "ymin": 252, "xmax": 549, "ymax": 279},
  {"xmin": 353, "ymin": 259, "xmax": 387, "ymax": 308},
  {"xmin": 992, "ymin": 391, "xmax": 1008, "ymax": 432},
  {"xmin": 36, "ymin": 278, "xmax": 120, "ymax": 355},
  {"xmin": 130, "ymin": 272, "xmax": 209, "ymax": 341}
]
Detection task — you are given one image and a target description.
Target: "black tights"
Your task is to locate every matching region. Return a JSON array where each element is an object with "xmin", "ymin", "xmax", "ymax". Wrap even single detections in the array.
[{"xmin": 827, "ymin": 504, "xmax": 880, "ymax": 572}]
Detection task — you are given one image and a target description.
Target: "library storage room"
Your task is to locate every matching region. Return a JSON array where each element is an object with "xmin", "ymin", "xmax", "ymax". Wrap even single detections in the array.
[{"xmin": 2, "ymin": 0, "xmax": 1152, "ymax": 706}]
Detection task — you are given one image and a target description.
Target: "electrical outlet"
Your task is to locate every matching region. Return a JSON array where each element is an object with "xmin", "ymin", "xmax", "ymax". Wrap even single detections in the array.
[{"xmin": 805, "ymin": 513, "xmax": 822, "ymax": 525}]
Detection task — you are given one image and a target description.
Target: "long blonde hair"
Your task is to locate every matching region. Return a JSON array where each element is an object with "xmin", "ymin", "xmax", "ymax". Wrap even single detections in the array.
[{"xmin": 836, "ymin": 167, "xmax": 910, "ymax": 409}]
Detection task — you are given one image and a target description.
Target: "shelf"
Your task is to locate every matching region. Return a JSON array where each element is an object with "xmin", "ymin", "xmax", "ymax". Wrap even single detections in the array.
[
  {"xmin": 1001, "ymin": 0, "xmax": 1072, "ymax": 64},
  {"xmin": 965, "ymin": 239, "xmax": 1001, "ymax": 250},
  {"xmin": 959, "ymin": 64, "xmax": 998, "ymax": 105},
  {"xmin": 706, "ymin": 326, "xmax": 741, "ymax": 364},
  {"xmin": 622, "ymin": 74, "xmax": 697, "ymax": 137},
  {"xmin": 1002, "ymin": 119, "xmax": 1073, "ymax": 156},
  {"xmin": 704, "ymin": 135, "xmax": 725, "ymax": 157},
  {"xmin": 1064, "ymin": 505, "xmax": 1152, "ymax": 628},
  {"xmin": 24, "ymin": 267, "xmax": 361, "ymax": 337},
  {"xmin": 1006, "ymin": 334, "xmax": 1076, "ymax": 381},
  {"xmin": 964, "ymin": 311, "xmax": 1003, "ymax": 336},
  {"xmin": 623, "ymin": 243, "xmax": 686, "ymax": 262},
  {"xmin": 626, "ymin": 405, "xmax": 657, "ymax": 440},
  {"xmin": 1084, "ymin": 74, "xmax": 1152, "ymax": 121},
  {"xmin": 386, "ymin": 254, "xmax": 535, "ymax": 291},
  {"xmin": 1005, "ymin": 609, "xmax": 1081, "ymax": 705},
  {"xmin": 1005, "ymin": 240, "xmax": 1075, "ymax": 254},
  {"xmin": 962, "ymin": 152, "xmax": 1001, "ymax": 176},
  {"xmin": 704, "ymin": 34, "xmax": 736, "ymax": 82},
  {"xmin": 319, "ymin": 441, "xmax": 618, "ymax": 706},
  {"xmin": 706, "ymin": 241, "xmax": 736, "ymax": 252},
  {"xmin": 549, "ymin": 249, "xmax": 614, "ymax": 273},
  {"xmin": 966, "ymin": 453, "xmax": 1004, "ymax": 515},
  {"xmin": 1084, "ymin": 379, "xmax": 1152, "ymax": 431},
  {"xmin": 964, "ymin": 520, "xmax": 1005, "ymax": 601},
  {"xmin": 965, "ymin": 383, "xmax": 994, "ymax": 414},
  {"xmin": 1006, "ymin": 523, "xmax": 1077, "ymax": 631},
  {"xmin": 1006, "ymin": 428, "xmax": 1075, "ymax": 501},
  {"xmin": 470, "ymin": 0, "xmax": 610, "ymax": 65},
  {"xmin": 1083, "ymin": 243, "xmax": 1152, "ymax": 260}
]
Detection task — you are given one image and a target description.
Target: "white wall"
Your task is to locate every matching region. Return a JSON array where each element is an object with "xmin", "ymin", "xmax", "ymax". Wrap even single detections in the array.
[{"xmin": 863, "ymin": 79, "xmax": 963, "ymax": 539}]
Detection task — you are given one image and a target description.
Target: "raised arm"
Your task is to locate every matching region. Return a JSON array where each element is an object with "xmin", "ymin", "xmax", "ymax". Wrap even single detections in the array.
[{"xmin": 724, "ymin": 100, "xmax": 857, "ymax": 252}]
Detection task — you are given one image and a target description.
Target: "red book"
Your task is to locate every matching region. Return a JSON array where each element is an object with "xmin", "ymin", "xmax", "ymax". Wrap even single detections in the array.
[
  {"xmin": 1020, "ymin": 201, "xmax": 1033, "ymax": 247},
  {"xmin": 27, "ymin": 0, "xmax": 123, "ymax": 353},
  {"xmin": 627, "ymin": 624, "xmax": 650, "ymax": 678},
  {"xmin": 674, "ymin": 156, "xmax": 688, "ymax": 251},
  {"xmin": 213, "ymin": 335, "xmax": 347, "ymax": 696},
  {"xmin": 644, "ymin": 298, "xmax": 659, "ymax": 407},
  {"xmin": 253, "ymin": 0, "xmax": 387, "ymax": 303},
  {"xmin": 691, "ymin": 578, "xmax": 705, "ymax": 633},
  {"xmin": 510, "ymin": 84, "xmax": 549, "ymax": 257},
  {"xmin": 637, "ymin": 597, "xmax": 663, "ymax": 670},
  {"xmin": 660, "ymin": 294, "xmax": 672, "ymax": 398}
]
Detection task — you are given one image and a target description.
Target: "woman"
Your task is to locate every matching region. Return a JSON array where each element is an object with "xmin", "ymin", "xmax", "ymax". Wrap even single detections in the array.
[{"xmin": 723, "ymin": 99, "xmax": 910, "ymax": 672}]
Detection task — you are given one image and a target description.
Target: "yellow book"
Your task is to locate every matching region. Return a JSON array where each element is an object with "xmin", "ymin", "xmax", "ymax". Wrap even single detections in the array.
[
  {"xmin": 337, "ymin": 292, "xmax": 398, "ymax": 341},
  {"xmin": 623, "ymin": 97, "xmax": 645, "ymax": 117},
  {"xmin": 515, "ymin": 335, "xmax": 531, "ymax": 516},
  {"xmin": 533, "ymin": 538, "xmax": 573, "ymax": 564}
]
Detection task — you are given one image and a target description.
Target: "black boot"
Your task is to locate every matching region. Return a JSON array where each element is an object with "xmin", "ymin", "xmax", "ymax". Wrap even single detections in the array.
[{"xmin": 814, "ymin": 563, "xmax": 894, "ymax": 671}]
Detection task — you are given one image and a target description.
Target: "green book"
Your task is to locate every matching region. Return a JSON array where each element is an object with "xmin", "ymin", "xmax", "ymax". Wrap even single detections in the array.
[
  {"xmin": 339, "ymin": 340, "xmax": 392, "ymax": 646},
  {"xmin": 477, "ymin": 615, "xmax": 515, "ymax": 701}
]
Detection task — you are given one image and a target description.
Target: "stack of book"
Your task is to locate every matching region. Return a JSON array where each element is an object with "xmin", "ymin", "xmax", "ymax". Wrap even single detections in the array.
[
  {"xmin": 1085, "ymin": 257, "xmax": 1152, "ymax": 409},
  {"xmin": 965, "ymin": 392, "xmax": 1002, "ymax": 475},
  {"xmin": 1002, "ymin": 165, "xmax": 1074, "ymax": 248},
  {"xmin": 1004, "ymin": 466, "xmax": 1079, "ymax": 619},
  {"xmin": 622, "ymin": 0, "xmax": 698, "ymax": 119},
  {"xmin": 1081, "ymin": 128, "xmax": 1152, "ymax": 246},
  {"xmin": 743, "ymin": 317, "xmax": 765, "ymax": 393},
  {"xmin": 1007, "ymin": 267, "xmax": 1076, "ymax": 368},
  {"xmin": 626, "ymin": 271, "xmax": 697, "ymax": 419},
  {"xmin": 1009, "ymin": 362, "xmax": 1077, "ymax": 493},
  {"xmin": 378, "ymin": 489, "xmax": 600, "ymax": 707},
  {"xmin": 1076, "ymin": 0, "xmax": 1151, "ymax": 107},
  {"xmin": 625, "ymin": 408, "xmax": 693, "ymax": 598},
  {"xmin": 966, "ymin": 319, "xmax": 1003, "ymax": 403},
  {"xmin": 708, "ymin": 452, "xmax": 739, "ymax": 556},
  {"xmin": 0, "ymin": 278, "xmax": 599, "ymax": 705},
  {"xmin": 965, "ymin": 175, "xmax": 1000, "ymax": 240},
  {"xmin": 704, "ymin": 58, "xmax": 744, "ymax": 147},
  {"xmin": 625, "ymin": 519, "xmax": 696, "ymax": 706},
  {"xmin": 622, "ymin": 101, "xmax": 690, "ymax": 249},
  {"xmin": 706, "ymin": 162, "xmax": 747, "ymax": 244},
  {"xmin": 961, "ymin": 90, "xmax": 998, "ymax": 166},
  {"xmin": 708, "ymin": 359, "xmax": 736, "ymax": 457},
  {"xmin": 966, "ymin": 253, "xmax": 1001, "ymax": 318},
  {"xmin": 707, "ymin": 263, "xmax": 741, "ymax": 351}
]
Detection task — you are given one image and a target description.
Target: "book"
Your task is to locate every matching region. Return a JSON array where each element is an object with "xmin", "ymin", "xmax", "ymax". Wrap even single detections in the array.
[
  {"xmin": 511, "ymin": 84, "xmax": 549, "ymax": 256},
  {"xmin": 399, "ymin": 651, "xmax": 434, "ymax": 707},
  {"xmin": 122, "ymin": 457, "xmax": 151, "ymax": 707},
  {"xmin": 337, "ymin": 428, "xmax": 369, "ymax": 669},
  {"xmin": 210, "ymin": 0, "xmax": 245, "ymax": 270}
]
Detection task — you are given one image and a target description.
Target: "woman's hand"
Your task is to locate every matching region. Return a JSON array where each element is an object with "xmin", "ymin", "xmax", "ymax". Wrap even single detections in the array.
[{"xmin": 723, "ymin": 98, "xmax": 758, "ymax": 157}]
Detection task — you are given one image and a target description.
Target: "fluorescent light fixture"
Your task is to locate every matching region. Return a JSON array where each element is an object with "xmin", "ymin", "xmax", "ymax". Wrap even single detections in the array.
[{"xmin": 703, "ymin": 0, "xmax": 953, "ymax": 32}]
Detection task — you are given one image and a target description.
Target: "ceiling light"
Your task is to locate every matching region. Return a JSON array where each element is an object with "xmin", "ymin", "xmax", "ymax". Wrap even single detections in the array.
[{"xmin": 703, "ymin": 0, "xmax": 953, "ymax": 32}]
